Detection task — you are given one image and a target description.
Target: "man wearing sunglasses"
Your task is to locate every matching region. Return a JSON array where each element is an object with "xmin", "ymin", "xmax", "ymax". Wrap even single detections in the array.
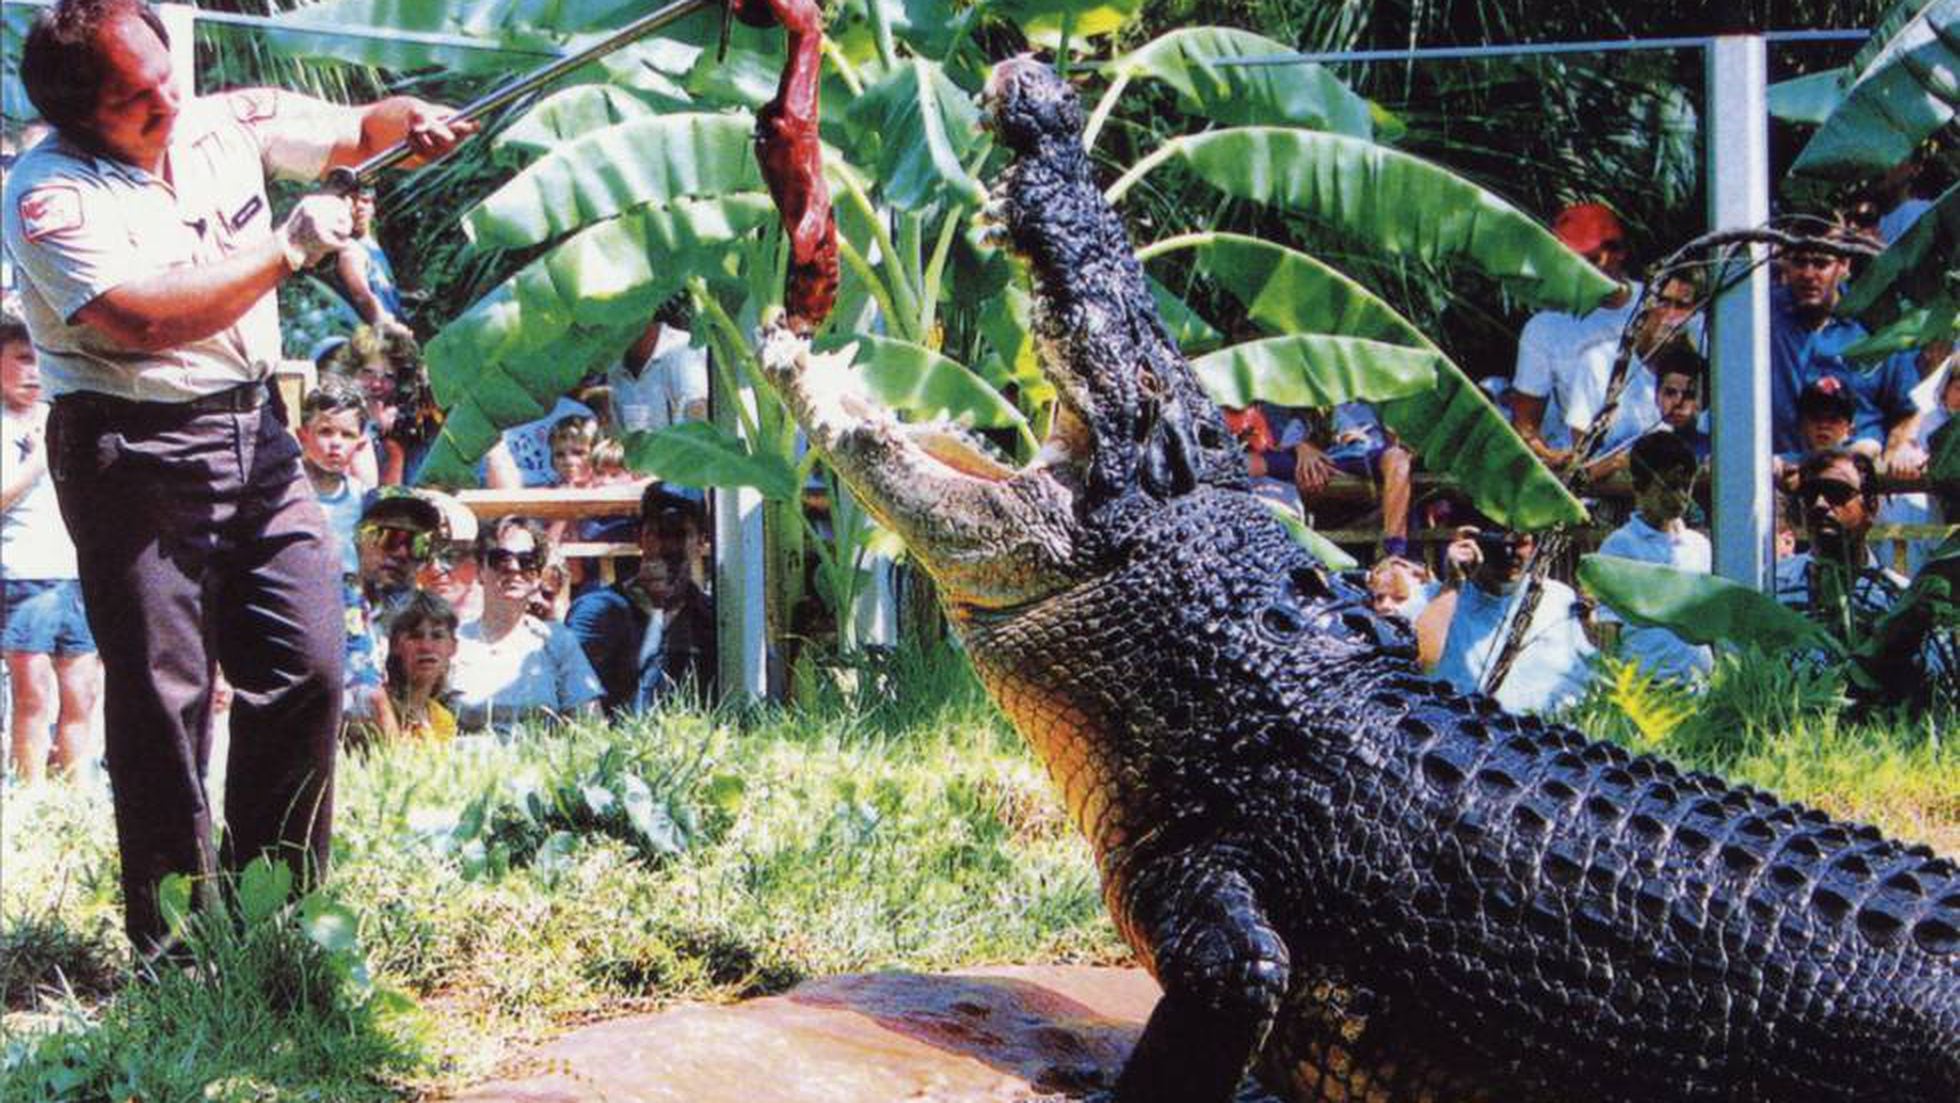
[
  {"xmin": 1774, "ymin": 448, "xmax": 1905, "ymax": 620},
  {"xmin": 568, "ymin": 486, "xmax": 716, "ymax": 714}
]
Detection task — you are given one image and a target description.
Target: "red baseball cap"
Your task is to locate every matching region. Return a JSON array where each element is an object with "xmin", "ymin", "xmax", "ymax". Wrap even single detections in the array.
[{"xmin": 1552, "ymin": 203, "xmax": 1626, "ymax": 254}]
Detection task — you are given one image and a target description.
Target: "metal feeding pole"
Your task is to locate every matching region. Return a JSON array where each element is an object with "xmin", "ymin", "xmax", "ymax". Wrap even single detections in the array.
[{"xmin": 322, "ymin": 0, "xmax": 718, "ymax": 194}]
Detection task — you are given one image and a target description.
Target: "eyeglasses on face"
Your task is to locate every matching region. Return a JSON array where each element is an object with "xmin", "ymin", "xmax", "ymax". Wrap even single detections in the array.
[
  {"xmin": 1797, "ymin": 479, "xmax": 1860, "ymax": 507},
  {"xmin": 482, "ymin": 547, "xmax": 544, "ymax": 574}
]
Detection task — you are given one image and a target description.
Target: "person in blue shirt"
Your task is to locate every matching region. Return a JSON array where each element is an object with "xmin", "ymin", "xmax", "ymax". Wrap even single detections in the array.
[
  {"xmin": 296, "ymin": 378, "xmax": 369, "ymax": 577},
  {"xmin": 1417, "ymin": 527, "xmax": 1595, "ymax": 716},
  {"xmin": 567, "ymin": 485, "xmax": 716, "ymax": 713},
  {"xmin": 1768, "ymin": 239, "xmax": 1918, "ymax": 462},
  {"xmin": 328, "ymin": 187, "xmax": 408, "ymax": 339}
]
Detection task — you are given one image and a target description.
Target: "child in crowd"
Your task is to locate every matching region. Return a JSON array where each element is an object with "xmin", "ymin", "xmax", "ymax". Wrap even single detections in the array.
[
  {"xmin": 591, "ymin": 438, "xmax": 634, "ymax": 486},
  {"xmin": 1595, "ymin": 431, "xmax": 1714, "ymax": 683},
  {"xmin": 1775, "ymin": 376, "xmax": 1877, "ymax": 491},
  {"xmin": 297, "ymin": 379, "xmax": 370, "ymax": 578},
  {"xmin": 2, "ymin": 314, "xmax": 99, "ymax": 781},
  {"xmin": 385, "ymin": 591, "xmax": 460, "ymax": 743}
]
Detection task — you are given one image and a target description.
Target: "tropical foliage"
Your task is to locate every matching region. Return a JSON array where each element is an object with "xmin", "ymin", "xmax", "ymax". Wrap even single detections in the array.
[
  {"xmin": 1777, "ymin": 0, "xmax": 1960, "ymax": 356},
  {"xmin": 238, "ymin": 0, "xmax": 1632, "ymax": 657}
]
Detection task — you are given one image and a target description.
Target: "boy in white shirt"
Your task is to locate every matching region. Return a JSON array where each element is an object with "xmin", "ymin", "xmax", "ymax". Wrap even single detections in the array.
[{"xmin": 1596, "ymin": 431, "xmax": 1714, "ymax": 682}]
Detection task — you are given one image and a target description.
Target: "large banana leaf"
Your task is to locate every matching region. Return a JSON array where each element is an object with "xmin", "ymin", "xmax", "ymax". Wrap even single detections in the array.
[
  {"xmin": 833, "ymin": 335, "xmax": 1033, "ymax": 434},
  {"xmin": 844, "ymin": 58, "xmax": 987, "ymax": 211},
  {"xmin": 1147, "ymin": 277, "xmax": 1224, "ymax": 354},
  {"xmin": 421, "ymin": 195, "xmax": 776, "ymax": 483},
  {"xmin": 1111, "ymin": 127, "xmax": 1621, "ymax": 315},
  {"xmin": 622, "ymin": 420, "xmax": 801, "ymax": 500},
  {"xmin": 265, "ymin": 0, "xmax": 632, "ymax": 72},
  {"xmin": 1193, "ymin": 336, "xmax": 1439, "ymax": 409},
  {"xmin": 1786, "ymin": 0, "xmax": 1959, "ymax": 183},
  {"xmin": 1265, "ymin": 503, "xmax": 1359, "ymax": 571},
  {"xmin": 991, "ymin": 0, "xmax": 1143, "ymax": 48},
  {"xmin": 1837, "ymin": 182, "xmax": 1959, "ymax": 330},
  {"xmin": 1853, "ymin": 0, "xmax": 1951, "ymax": 73},
  {"xmin": 463, "ymin": 113, "xmax": 763, "ymax": 248},
  {"xmin": 1105, "ymin": 27, "xmax": 1373, "ymax": 139},
  {"xmin": 495, "ymin": 84, "xmax": 668, "ymax": 160},
  {"xmin": 1841, "ymin": 303, "xmax": 1959, "ymax": 361},
  {"xmin": 1147, "ymin": 232, "xmax": 1587, "ymax": 529},
  {"xmin": 1578, "ymin": 555, "xmax": 1839, "ymax": 655},
  {"xmin": 838, "ymin": 0, "xmax": 966, "ymax": 61},
  {"xmin": 1768, "ymin": 69, "xmax": 1852, "ymax": 125}
]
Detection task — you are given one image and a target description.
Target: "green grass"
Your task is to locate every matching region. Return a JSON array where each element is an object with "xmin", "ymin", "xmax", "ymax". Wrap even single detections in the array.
[{"xmin": 2, "ymin": 643, "xmax": 1952, "ymax": 1100}]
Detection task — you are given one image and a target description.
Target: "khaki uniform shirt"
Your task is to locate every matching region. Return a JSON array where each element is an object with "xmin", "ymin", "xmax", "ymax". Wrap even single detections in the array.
[{"xmin": 2, "ymin": 89, "xmax": 362, "ymax": 402}]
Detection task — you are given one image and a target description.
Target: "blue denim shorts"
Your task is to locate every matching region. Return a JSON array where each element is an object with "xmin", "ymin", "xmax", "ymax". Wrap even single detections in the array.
[{"xmin": 0, "ymin": 579, "xmax": 98, "ymax": 656}]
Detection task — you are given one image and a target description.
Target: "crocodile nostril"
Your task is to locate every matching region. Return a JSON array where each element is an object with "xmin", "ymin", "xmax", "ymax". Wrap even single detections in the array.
[{"xmin": 1290, "ymin": 566, "xmax": 1331, "ymax": 600}]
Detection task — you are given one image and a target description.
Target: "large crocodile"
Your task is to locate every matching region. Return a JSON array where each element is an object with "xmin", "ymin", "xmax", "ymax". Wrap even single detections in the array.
[{"xmin": 752, "ymin": 57, "xmax": 1959, "ymax": 1103}]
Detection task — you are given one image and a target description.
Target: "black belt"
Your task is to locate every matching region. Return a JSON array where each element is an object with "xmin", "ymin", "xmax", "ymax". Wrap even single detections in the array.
[{"xmin": 59, "ymin": 380, "xmax": 269, "ymax": 417}]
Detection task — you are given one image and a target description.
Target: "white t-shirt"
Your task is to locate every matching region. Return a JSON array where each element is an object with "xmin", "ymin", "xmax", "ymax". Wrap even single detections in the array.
[
  {"xmin": 1597, "ymin": 514, "xmax": 1715, "ymax": 682},
  {"xmin": 608, "ymin": 324, "xmax": 709, "ymax": 435},
  {"xmin": 450, "ymin": 615, "xmax": 605, "ymax": 731},
  {"xmin": 1434, "ymin": 578, "xmax": 1595, "ymax": 716},
  {"xmin": 1, "ymin": 402, "xmax": 77, "ymax": 580},
  {"xmin": 1512, "ymin": 285, "xmax": 1646, "ymax": 452}
]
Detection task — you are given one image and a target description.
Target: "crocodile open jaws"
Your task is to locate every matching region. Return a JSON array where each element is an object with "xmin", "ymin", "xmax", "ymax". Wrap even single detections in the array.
[{"xmin": 753, "ymin": 55, "xmax": 1959, "ymax": 1103}]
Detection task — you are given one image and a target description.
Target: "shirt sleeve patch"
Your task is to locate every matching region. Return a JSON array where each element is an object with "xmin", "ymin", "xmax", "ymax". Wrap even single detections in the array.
[
  {"xmin": 17, "ymin": 185, "xmax": 83, "ymax": 242},
  {"xmin": 228, "ymin": 89, "xmax": 280, "ymax": 125}
]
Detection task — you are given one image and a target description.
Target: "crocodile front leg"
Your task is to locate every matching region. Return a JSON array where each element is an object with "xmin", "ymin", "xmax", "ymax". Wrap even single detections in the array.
[{"xmin": 1112, "ymin": 857, "xmax": 1291, "ymax": 1103}]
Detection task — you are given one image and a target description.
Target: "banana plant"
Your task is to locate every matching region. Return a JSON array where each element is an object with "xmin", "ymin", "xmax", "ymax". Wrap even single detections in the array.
[
  {"xmin": 1580, "ymin": 539, "xmax": 1959, "ymax": 707},
  {"xmin": 1775, "ymin": 0, "xmax": 1958, "ymax": 357},
  {"xmin": 1782, "ymin": 0, "xmax": 1958, "ymax": 185},
  {"xmin": 266, "ymin": 0, "xmax": 1617, "ymax": 655}
]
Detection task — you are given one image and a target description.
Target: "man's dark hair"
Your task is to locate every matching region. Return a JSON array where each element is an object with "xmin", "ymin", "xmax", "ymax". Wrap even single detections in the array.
[
  {"xmin": 639, "ymin": 483, "xmax": 702, "ymax": 528},
  {"xmin": 653, "ymin": 291, "xmax": 693, "ymax": 330},
  {"xmin": 1628, "ymin": 428, "xmax": 1698, "ymax": 492},
  {"xmin": 1797, "ymin": 446, "xmax": 1880, "ymax": 512},
  {"xmin": 0, "ymin": 313, "xmax": 29, "ymax": 351},
  {"xmin": 22, "ymin": 1, "xmax": 170, "ymax": 137},
  {"xmin": 477, "ymin": 515, "xmax": 552, "ymax": 564},
  {"xmin": 1646, "ymin": 338, "xmax": 1704, "ymax": 388},
  {"xmin": 301, "ymin": 377, "xmax": 368, "ymax": 427}
]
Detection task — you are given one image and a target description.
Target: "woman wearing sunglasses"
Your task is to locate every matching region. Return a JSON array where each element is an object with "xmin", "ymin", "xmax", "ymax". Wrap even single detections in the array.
[{"xmin": 448, "ymin": 517, "xmax": 604, "ymax": 732}]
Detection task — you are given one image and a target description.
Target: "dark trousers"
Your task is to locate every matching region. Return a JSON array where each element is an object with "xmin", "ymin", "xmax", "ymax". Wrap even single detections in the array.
[{"xmin": 47, "ymin": 385, "xmax": 343, "ymax": 952}]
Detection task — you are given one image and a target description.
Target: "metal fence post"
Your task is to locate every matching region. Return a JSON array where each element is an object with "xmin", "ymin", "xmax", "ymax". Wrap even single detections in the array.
[
  {"xmin": 1705, "ymin": 34, "xmax": 1774, "ymax": 590},
  {"xmin": 713, "ymin": 387, "xmax": 768, "ymax": 703}
]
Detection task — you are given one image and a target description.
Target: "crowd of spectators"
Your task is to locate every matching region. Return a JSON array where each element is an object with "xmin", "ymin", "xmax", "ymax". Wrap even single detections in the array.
[
  {"xmin": 4, "ymin": 274, "xmax": 721, "ymax": 768},
  {"xmin": 1242, "ymin": 195, "xmax": 1953, "ymax": 714},
  {"xmin": 296, "ymin": 303, "xmax": 721, "ymax": 744}
]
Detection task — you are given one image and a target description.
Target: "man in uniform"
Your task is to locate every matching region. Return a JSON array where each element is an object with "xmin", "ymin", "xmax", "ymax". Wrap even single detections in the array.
[{"xmin": 2, "ymin": 0, "xmax": 474, "ymax": 953}]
